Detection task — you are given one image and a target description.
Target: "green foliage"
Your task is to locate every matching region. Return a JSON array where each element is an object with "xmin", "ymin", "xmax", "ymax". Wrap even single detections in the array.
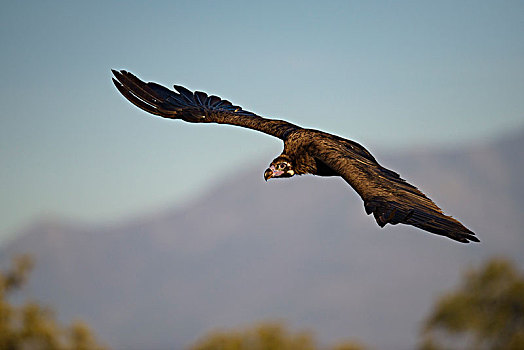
[
  {"xmin": 188, "ymin": 322, "xmax": 367, "ymax": 350},
  {"xmin": 329, "ymin": 341, "xmax": 369, "ymax": 350},
  {"xmin": 419, "ymin": 258, "xmax": 524, "ymax": 350},
  {"xmin": 0, "ymin": 255, "xmax": 107, "ymax": 350}
]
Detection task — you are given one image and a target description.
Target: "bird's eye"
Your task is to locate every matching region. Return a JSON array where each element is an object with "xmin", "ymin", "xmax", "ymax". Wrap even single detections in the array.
[{"xmin": 278, "ymin": 163, "xmax": 287, "ymax": 170}]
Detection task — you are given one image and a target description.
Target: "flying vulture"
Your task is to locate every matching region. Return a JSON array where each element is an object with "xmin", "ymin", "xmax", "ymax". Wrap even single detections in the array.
[{"xmin": 111, "ymin": 70, "xmax": 478, "ymax": 243}]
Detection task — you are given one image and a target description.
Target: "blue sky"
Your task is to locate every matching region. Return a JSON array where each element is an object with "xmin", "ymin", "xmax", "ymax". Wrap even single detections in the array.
[{"xmin": 1, "ymin": 1, "xmax": 523, "ymax": 241}]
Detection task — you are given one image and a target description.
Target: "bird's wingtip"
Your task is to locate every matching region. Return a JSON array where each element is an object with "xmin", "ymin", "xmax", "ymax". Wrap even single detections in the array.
[
  {"xmin": 454, "ymin": 229, "xmax": 480, "ymax": 243},
  {"xmin": 468, "ymin": 235, "xmax": 480, "ymax": 243},
  {"xmin": 111, "ymin": 69, "xmax": 130, "ymax": 78}
]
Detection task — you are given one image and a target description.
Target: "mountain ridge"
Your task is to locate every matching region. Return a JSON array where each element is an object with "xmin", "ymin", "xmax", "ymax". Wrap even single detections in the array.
[{"xmin": 2, "ymin": 129, "xmax": 523, "ymax": 350}]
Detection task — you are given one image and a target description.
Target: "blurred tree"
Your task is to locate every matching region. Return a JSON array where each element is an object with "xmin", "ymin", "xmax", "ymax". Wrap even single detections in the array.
[
  {"xmin": 188, "ymin": 321, "xmax": 367, "ymax": 350},
  {"xmin": 419, "ymin": 258, "xmax": 524, "ymax": 350},
  {"xmin": 0, "ymin": 255, "xmax": 107, "ymax": 350}
]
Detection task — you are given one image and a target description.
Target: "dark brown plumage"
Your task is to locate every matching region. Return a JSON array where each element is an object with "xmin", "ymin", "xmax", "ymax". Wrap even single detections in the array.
[{"xmin": 111, "ymin": 70, "xmax": 479, "ymax": 243}]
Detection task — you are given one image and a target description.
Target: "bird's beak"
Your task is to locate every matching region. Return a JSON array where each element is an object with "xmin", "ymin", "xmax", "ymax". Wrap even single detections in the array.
[
  {"xmin": 264, "ymin": 165, "xmax": 285, "ymax": 181},
  {"xmin": 264, "ymin": 168, "xmax": 273, "ymax": 181}
]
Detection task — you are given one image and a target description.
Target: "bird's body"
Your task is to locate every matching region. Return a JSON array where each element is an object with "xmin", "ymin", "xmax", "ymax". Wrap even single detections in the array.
[{"xmin": 112, "ymin": 70, "xmax": 478, "ymax": 243}]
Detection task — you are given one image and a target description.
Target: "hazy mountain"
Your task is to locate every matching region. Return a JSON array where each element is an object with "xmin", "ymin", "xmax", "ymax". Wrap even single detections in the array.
[{"xmin": 2, "ymin": 130, "xmax": 523, "ymax": 350}]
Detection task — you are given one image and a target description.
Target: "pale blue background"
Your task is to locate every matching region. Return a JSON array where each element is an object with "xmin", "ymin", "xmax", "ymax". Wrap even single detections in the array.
[{"xmin": 1, "ymin": 0, "xmax": 523, "ymax": 241}]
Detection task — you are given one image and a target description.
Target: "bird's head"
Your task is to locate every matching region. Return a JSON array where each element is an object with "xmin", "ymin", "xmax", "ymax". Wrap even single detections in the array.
[{"xmin": 264, "ymin": 156, "xmax": 295, "ymax": 181}]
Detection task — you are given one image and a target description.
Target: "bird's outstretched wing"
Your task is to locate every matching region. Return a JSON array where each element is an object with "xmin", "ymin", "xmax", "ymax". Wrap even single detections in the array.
[
  {"xmin": 308, "ymin": 134, "xmax": 478, "ymax": 243},
  {"xmin": 112, "ymin": 70, "xmax": 300, "ymax": 140}
]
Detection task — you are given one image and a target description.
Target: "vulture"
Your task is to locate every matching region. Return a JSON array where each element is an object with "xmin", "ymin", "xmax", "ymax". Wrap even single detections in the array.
[{"xmin": 111, "ymin": 70, "xmax": 478, "ymax": 243}]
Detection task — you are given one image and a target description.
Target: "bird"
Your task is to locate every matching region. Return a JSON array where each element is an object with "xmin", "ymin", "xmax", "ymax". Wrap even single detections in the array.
[{"xmin": 111, "ymin": 70, "xmax": 478, "ymax": 243}]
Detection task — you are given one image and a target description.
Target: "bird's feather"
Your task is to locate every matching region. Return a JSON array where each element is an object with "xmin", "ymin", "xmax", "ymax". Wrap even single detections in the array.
[
  {"xmin": 112, "ymin": 70, "xmax": 299, "ymax": 140},
  {"xmin": 307, "ymin": 134, "xmax": 478, "ymax": 243}
]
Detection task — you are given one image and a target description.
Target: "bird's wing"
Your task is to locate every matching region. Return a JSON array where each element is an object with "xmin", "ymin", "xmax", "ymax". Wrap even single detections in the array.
[
  {"xmin": 112, "ymin": 70, "xmax": 300, "ymax": 140},
  {"xmin": 307, "ymin": 134, "xmax": 478, "ymax": 243}
]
